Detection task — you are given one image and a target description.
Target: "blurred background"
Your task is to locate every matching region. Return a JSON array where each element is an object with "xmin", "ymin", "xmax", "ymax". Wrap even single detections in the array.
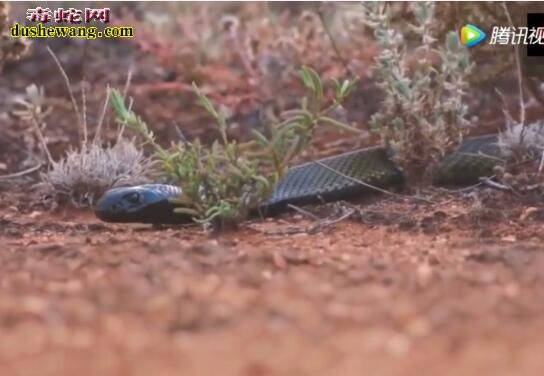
[{"xmin": 1, "ymin": 1, "xmax": 543, "ymax": 176}]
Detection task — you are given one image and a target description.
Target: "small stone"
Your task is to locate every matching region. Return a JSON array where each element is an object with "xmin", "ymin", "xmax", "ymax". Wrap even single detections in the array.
[
  {"xmin": 503, "ymin": 283, "xmax": 519, "ymax": 297},
  {"xmin": 272, "ymin": 252, "xmax": 287, "ymax": 269},
  {"xmin": 520, "ymin": 207, "xmax": 539, "ymax": 221},
  {"xmin": 29, "ymin": 211, "xmax": 42, "ymax": 219},
  {"xmin": 262, "ymin": 269, "xmax": 273, "ymax": 280},
  {"xmin": 386, "ymin": 334, "xmax": 411, "ymax": 356},
  {"xmin": 340, "ymin": 253, "xmax": 351, "ymax": 261},
  {"xmin": 501, "ymin": 235, "xmax": 517, "ymax": 242}
]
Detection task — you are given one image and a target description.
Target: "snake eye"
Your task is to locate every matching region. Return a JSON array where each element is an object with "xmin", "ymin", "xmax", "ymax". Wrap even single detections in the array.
[{"xmin": 123, "ymin": 192, "xmax": 141, "ymax": 205}]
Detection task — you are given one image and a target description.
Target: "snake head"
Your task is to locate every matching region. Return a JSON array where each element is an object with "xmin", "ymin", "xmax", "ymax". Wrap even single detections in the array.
[{"xmin": 94, "ymin": 184, "xmax": 185, "ymax": 224}]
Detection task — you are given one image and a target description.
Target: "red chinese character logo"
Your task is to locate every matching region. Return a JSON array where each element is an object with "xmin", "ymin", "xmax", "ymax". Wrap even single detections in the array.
[{"xmin": 26, "ymin": 7, "xmax": 53, "ymax": 23}]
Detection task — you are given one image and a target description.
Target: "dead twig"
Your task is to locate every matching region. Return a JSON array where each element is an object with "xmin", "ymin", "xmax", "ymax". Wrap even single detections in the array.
[
  {"xmin": 222, "ymin": 16, "xmax": 257, "ymax": 79},
  {"xmin": 287, "ymin": 204, "xmax": 320, "ymax": 221},
  {"xmin": 174, "ymin": 122, "xmax": 188, "ymax": 145},
  {"xmin": 438, "ymin": 181, "xmax": 486, "ymax": 194},
  {"xmin": 122, "ymin": 67, "xmax": 133, "ymax": 100},
  {"xmin": 260, "ymin": 208, "xmax": 355, "ymax": 236},
  {"xmin": 502, "ymin": 2, "xmax": 526, "ymax": 130},
  {"xmin": 457, "ymin": 152, "xmax": 505, "ymax": 162},
  {"xmin": 261, "ymin": 226, "xmax": 307, "ymax": 236},
  {"xmin": 317, "ymin": 6, "xmax": 351, "ymax": 76},
  {"xmin": 46, "ymin": 46, "xmax": 83, "ymax": 141},
  {"xmin": 29, "ymin": 114, "xmax": 54, "ymax": 165},
  {"xmin": 93, "ymin": 84, "xmax": 110, "ymax": 145},
  {"xmin": 308, "ymin": 208, "xmax": 354, "ymax": 234},
  {"xmin": 538, "ymin": 150, "xmax": 544, "ymax": 175},
  {"xmin": 116, "ymin": 96, "xmax": 133, "ymax": 143},
  {"xmin": 479, "ymin": 177, "xmax": 521, "ymax": 197},
  {"xmin": 0, "ymin": 163, "xmax": 41, "ymax": 180},
  {"xmin": 479, "ymin": 177, "xmax": 512, "ymax": 192},
  {"xmin": 81, "ymin": 80, "xmax": 88, "ymax": 147},
  {"xmin": 495, "ymin": 88, "xmax": 517, "ymax": 125}
]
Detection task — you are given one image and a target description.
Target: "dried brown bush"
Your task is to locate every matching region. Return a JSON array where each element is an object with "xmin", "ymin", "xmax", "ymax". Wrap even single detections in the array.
[{"xmin": 44, "ymin": 139, "xmax": 153, "ymax": 206}]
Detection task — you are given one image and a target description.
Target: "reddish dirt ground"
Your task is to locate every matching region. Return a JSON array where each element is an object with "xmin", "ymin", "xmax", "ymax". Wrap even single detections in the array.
[{"xmin": 2, "ymin": 188, "xmax": 544, "ymax": 375}]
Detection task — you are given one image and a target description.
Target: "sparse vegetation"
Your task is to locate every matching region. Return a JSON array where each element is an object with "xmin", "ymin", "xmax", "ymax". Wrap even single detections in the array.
[
  {"xmin": 495, "ymin": 4, "xmax": 544, "ymax": 170},
  {"xmin": 110, "ymin": 67, "xmax": 358, "ymax": 226},
  {"xmin": 362, "ymin": 2, "xmax": 473, "ymax": 178},
  {"xmin": 119, "ymin": 3, "xmax": 371, "ymax": 118},
  {"xmin": 11, "ymin": 84, "xmax": 54, "ymax": 165},
  {"xmin": 11, "ymin": 51, "xmax": 153, "ymax": 207}
]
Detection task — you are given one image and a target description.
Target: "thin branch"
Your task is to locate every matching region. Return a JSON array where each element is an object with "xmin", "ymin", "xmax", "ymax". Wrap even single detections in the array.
[
  {"xmin": 116, "ymin": 96, "xmax": 133, "ymax": 144},
  {"xmin": 0, "ymin": 163, "xmax": 42, "ymax": 180},
  {"xmin": 30, "ymin": 116, "xmax": 54, "ymax": 165},
  {"xmin": 287, "ymin": 204, "xmax": 320, "ymax": 221},
  {"xmin": 110, "ymin": 69, "xmax": 134, "ymax": 144},
  {"xmin": 456, "ymin": 151, "xmax": 505, "ymax": 162},
  {"xmin": 81, "ymin": 80, "xmax": 88, "ymax": 147},
  {"xmin": 260, "ymin": 208, "xmax": 355, "ymax": 236},
  {"xmin": 122, "ymin": 67, "xmax": 133, "ymax": 100},
  {"xmin": 479, "ymin": 177, "xmax": 520, "ymax": 196},
  {"xmin": 495, "ymin": 88, "xmax": 517, "ymax": 125},
  {"xmin": 502, "ymin": 2, "xmax": 526, "ymax": 128},
  {"xmin": 46, "ymin": 46, "xmax": 83, "ymax": 140},
  {"xmin": 308, "ymin": 208, "xmax": 355, "ymax": 234},
  {"xmin": 225, "ymin": 20, "xmax": 257, "ymax": 79},
  {"xmin": 173, "ymin": 121, "xmax": 188, "ymax": 145},
  {"xmin": 93, "ymin": 84, "xmax": 110, "ymax": 145},
  {"xmin": 317, "ymin": 6, "xmax": 352, "ymax": 76},
  {"xmin": 437, "ymin": 180, "xmax": 486, "ymax": 194}
]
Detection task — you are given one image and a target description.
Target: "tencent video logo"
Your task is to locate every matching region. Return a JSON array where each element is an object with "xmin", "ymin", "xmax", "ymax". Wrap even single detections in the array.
[{"xmin": 460, "ymin": 24, "xmax": 486, "ymax": 47}]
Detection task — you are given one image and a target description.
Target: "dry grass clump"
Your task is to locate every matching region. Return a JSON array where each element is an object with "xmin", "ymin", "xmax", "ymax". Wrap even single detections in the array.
[
  {"xmin": 44, "ymin": 140, "xmax": 152, "ymax": 206},
  {"xmin": 498, "ymin": 122, "xmax": 544, "ymax": 160},
  {"xmin": 12, "ymin": 47, "xmax": 152, "ymax": 207}
]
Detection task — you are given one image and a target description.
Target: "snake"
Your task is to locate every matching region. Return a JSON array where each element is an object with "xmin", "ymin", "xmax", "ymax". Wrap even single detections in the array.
[{"xmin": 94, "ymin": 134, "xmax": 503, "ymax": 224}]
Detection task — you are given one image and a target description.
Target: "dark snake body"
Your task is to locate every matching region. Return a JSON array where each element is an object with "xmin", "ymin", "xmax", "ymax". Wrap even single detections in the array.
[{"xmin": 95, "ymin": 134, "xmax": 503, "ymax": 224}]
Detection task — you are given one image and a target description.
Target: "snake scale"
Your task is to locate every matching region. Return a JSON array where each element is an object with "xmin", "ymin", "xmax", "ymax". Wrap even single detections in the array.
[{"xmin": 94, "ymin": 134, "xmax": 503, "ymax": 224}]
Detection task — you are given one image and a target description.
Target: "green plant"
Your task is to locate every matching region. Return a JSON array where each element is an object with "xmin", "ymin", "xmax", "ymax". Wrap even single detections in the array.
[
  {"xmin": 110, "ymin": 67, "xmax": 358, "ymax": 227},
  {"xmin": 250, "ymin": 68, "xmax": 358, "ymax": 180},
  {"xmin": 362, "ymin": 2, "xmax": 473, "ymax": 178}
]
